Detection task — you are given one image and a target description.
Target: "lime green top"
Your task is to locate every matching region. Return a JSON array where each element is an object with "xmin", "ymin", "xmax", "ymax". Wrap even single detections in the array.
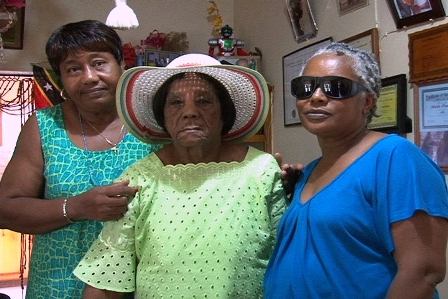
[{"xmin": 74, "ymin": 147, "xmax": 287, "ymax": 298}]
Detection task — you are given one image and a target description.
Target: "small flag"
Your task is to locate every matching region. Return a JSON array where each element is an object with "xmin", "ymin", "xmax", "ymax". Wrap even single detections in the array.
[{"xmin": 32, "ymin": 63, "xmax": 64, "ymax": 109}]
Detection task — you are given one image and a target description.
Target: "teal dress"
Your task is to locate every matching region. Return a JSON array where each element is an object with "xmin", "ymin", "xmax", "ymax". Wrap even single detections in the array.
[{"xmin": 25, "ymin": 105, "xmax": 159, "ymax": 299}]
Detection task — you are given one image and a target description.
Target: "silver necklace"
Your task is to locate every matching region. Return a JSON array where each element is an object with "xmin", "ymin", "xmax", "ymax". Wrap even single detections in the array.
[{"xmin": 79, "ymin": 114, "xmax": 125, "ymax": 153}]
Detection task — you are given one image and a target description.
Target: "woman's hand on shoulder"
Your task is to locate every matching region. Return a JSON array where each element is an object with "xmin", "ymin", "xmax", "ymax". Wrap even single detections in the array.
[
  {"xmin": 274, "ymin": 152, "xmax": 303, "ymax": 196},
  {"xmin": 69, "ymin": 180, "xmax": 138, "ymax": 222}
]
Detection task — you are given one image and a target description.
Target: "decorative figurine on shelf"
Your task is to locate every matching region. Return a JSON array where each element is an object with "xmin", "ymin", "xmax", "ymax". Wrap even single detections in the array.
[{"xmin": 208, "ymin": 25, "xmax": 248, "ymax": 57}]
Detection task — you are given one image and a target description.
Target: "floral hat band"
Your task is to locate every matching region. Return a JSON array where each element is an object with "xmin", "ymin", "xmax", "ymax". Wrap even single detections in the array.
[{"xmin": 116, "ymin": 53, "xmax": 270, "ymax": 144}]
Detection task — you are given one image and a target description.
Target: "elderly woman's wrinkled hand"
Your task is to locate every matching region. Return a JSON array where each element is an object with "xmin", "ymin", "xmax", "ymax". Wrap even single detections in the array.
[{"xmin": 274, "ymin": 152, "xmax": 303, "ymax": 196}]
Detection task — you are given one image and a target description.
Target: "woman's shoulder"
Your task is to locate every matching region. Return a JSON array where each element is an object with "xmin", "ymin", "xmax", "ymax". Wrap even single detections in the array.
[
  {"xmin": 36, "ymin": 103, "xmax": 63, "ymax": 117},
  {"xmin": 128, "ymin": 152, "xmax": 163, "ymax": 169},
  {"xmin": 121, "ymin": 153, "xmax": 163, "ymax": 179},
  {"xmin": 244, "ymin": 146, "xmax": 279, "ymax": 168},
  {"xmin": 375, "ymin": 133, "xmax": 419, "ymax": 151},
  {"xmin": 367, "ymin": 134, "xmax": 438, "ymax": 172},
  {"xmin": 35, "ymin": 104, "xmax": 65, "ymax": 132}
]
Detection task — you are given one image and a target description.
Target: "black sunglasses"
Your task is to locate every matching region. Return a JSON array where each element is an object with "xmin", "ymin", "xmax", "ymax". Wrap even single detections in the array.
[{"xmin": 291, "ymin": 76, "xmax": 368, "ymax": 100}]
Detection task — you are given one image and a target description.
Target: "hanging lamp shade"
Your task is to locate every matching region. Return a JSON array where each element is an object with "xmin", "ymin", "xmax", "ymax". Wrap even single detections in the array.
[{"xmin": 106, "ymin": 0, "xmax": 139, "ymax": 30}]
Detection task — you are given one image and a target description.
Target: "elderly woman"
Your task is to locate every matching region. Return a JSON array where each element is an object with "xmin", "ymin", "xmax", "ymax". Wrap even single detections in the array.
[
  {"xmin": 264, "ymin": 43, "xmax": 448, "ymax": 298},
  {"xmin": 74, "ymin": 54, "xmax": 287, "ymax": 298}
]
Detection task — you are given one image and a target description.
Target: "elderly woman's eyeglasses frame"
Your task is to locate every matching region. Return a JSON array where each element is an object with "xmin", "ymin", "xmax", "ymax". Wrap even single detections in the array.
[{"xmin": 291, "ymin": 76, "xmax": 368, "ymax": 100}]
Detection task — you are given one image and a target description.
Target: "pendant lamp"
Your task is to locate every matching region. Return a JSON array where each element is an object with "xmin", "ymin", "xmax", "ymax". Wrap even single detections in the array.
[{"xmin": 106, "ymin": 0, "xmax": 139, "ymax": 30}]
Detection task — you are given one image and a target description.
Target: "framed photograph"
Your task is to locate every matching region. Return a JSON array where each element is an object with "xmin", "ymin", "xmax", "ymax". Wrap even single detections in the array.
[
  {"xmin": 144, "ymin": 49, "xmax": 181, "ymax": 66},
  {"xmin": 341, "ymin": 28, "xmax": 380, "ymax": 66},
  {"xmin": 338, "ymin": 0, "xmax": 369, "ymax": 15},
  {"xmin": 284, "ymin": 0, "xmax": 318, "ymax": 43},
  {"xmin": 386, "ymin": 0, "xmax": 445, "ymax": 29},
  {"xmin": 408, "ymin": 23, "xmax": 448, "ymax": 83},
  {"xmin": 2, "ymin": 7, "xmax": 25, "ymax": 49},
  {"xmin": 368, "ymin": 74, "xmax": 408, "ymax": 133},
  {"xmin": 282, "ymin": 37, "xmax": 333, "ymax": 126},
  {"xmin": 216, "ymin": 55, "xmax": 261, "ymax": 72},
  {"xmin": 415, "ymin": 80, "xmax": 448, "ymax": 172}
]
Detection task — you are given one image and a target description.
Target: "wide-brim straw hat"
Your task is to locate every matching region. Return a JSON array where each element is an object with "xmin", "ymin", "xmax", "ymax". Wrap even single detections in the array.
[{"xmin": 116, "ymin": 53, "xmax": 270, "ymax": 144}]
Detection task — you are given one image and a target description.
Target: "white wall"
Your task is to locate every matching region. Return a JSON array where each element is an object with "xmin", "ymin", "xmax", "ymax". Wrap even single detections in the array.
[
  {"xmin": 1, "ymin": 0, "xmax": 448, "ymax": 296},
  {"xmin": 0, "ymin": 0, "xmax": 233, "ymax": 71}
]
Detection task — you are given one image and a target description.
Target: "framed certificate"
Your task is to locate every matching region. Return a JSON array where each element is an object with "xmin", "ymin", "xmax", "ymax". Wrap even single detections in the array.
[
  {"xmin": 341, "ymin": 28, "xmax": 380, "ymax": 67},
  {"xmin": 368, "ymin": 74, "xmax": 408, "ymax": 133},
  {"xmin": 408, "ymin": 23, "xmax": 448, "ymax": 83},
  {"xmin": 415, "ymin": 80, "xmax": 448, "ymax": 171}
]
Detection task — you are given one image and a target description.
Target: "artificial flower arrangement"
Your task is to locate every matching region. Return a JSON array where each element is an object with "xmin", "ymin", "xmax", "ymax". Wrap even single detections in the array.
[
  {"xmin": 140, "ymin": 30, "xmax": 189, "ymax": 53},
  {"xmin": 207, "ymin": 1, "xmax": 223, "ymax": 37}
]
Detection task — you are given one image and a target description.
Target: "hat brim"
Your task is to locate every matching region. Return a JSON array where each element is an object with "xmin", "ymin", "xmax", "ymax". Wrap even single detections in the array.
[{"xmin": 117, "ymin": 64, "xmax": 270, "ymax": 144}]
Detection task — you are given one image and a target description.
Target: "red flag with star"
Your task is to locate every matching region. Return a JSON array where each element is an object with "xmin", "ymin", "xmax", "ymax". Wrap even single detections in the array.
[{"xmin": 32, "ymin": 63, "xmax": 65, "ymax": 109}]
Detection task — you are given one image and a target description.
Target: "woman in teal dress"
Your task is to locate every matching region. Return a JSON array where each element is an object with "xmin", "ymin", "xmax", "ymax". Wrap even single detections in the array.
[
  {"xmin": 0, "ymin": 20, "xmax": 160, "ymax": 298},
  {"xmin": 74, "ymin": 53, "xmax": 287, "ymax": 298}
]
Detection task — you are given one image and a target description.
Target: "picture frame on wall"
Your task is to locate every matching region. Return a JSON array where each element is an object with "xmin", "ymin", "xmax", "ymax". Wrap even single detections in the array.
[
  {"xmin": 408, "ymin": 23, "xmax": 448, "ymax": 83},
  {"xmin": 282, "ymin": 37, "xmax": 332, "ymax": 126},
  {"xmin": 415, "ymin": 80, "xmax": 448, "ymax": 172},
  {"xmin": 386, "ymin": 0, "xmax": 445, "ymax": 29},
  {"xmin": 341, "ymin": 28, "xmax": 380, "ymax": 66},
  {"xmin": 144, "ymin": 49, "xmax": 181, "ymax": 66},
  {"xmin": 2, "ymin": 7, "xmax": 25, "ymax": 49},
  {"xmin": 338, "ymin": 0, "xmax": 369, "ymax": 15},
  {"xmin": 284, "ymin": 0, "xmax": 318, "ymax": 43},
  {"xmin": 368, "ymin": 74, "xmax": 408, "ymax": 133}
]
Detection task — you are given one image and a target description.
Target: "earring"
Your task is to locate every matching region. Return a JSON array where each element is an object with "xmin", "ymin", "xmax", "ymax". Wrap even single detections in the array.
[{"xmin": 60, "ymin": 89, "xmax": 68, "ymax": 101}]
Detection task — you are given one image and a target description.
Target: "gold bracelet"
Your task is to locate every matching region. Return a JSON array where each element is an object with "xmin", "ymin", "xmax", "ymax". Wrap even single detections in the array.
[{"xmin": 62, "ymin": 198, "xmax": 75, "ymax": 224}]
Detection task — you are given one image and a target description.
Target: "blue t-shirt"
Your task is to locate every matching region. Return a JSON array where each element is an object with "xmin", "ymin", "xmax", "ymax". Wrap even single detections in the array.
[{"xmin": 264, "ymin": 134, "xmax": 448, "ymax": 299}]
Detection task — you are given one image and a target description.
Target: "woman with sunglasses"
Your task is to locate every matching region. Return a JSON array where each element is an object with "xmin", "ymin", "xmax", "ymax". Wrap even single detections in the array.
[{"xmin": 264, "ymin": 42, "xmax": 448, "ymax": 299}]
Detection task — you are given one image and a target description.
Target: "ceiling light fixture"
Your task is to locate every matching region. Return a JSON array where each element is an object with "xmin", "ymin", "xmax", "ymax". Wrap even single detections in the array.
[{"xmin": 106, "ymin": 0, "xmax": 139, "ymax": 30}]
